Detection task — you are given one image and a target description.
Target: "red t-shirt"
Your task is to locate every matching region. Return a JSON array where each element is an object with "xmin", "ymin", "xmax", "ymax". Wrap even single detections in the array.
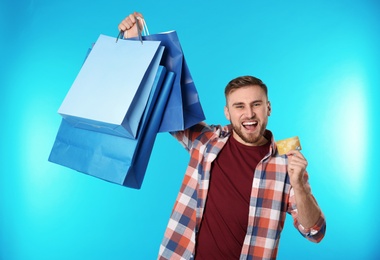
[{"xmin": 195, "ymin": 135, "xmax": 270, "ymax": 259}]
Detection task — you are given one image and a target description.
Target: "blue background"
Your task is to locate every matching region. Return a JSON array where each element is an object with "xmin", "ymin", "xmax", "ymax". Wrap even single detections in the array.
[{"xmin": 1, "ymin": 0, "xmax": 379, "ymax": 259}]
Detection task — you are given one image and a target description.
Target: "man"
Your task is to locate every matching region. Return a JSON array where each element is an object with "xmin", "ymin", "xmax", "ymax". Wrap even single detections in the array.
[{"xmin": 119, "ymin": 13, "xmax": 326, "ymax": 260}]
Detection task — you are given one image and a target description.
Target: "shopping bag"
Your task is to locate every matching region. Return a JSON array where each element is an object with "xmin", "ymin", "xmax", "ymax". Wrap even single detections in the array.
[
  {"xmin": 49, "ymin": 66, "xmax": 175, "ymax": 189},
  {"xmin": 58, "ymin": 34, "xmax": 164, "ymax": 139},
  {"xmin": 142, "ymin": 31, "xmax": 206, "ymax": 132}
]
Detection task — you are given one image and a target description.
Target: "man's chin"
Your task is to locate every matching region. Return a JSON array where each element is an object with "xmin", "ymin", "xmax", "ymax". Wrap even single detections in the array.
[
  {"xmin": 234, "ymin": 131, "xmax": 259, "ymax": 144},
  {"xmin": 243, "ymin": 136, "xmax": 260, "ymax": 144}
]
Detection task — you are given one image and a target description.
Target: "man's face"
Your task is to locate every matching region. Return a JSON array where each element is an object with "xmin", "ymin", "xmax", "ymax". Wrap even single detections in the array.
[{"xmin": 224, "ymin": 85, "xmax": 271, "ymax": 146}]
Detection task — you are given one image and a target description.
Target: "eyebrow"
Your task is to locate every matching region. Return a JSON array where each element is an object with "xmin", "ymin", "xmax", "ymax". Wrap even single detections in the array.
[
  {"xmin": 231, "ymin": 102, "xmax": 245, "ymax": 106},
  {"xmin": 231, "ymin": 100, "xmax": 263, "ymax": 107}
]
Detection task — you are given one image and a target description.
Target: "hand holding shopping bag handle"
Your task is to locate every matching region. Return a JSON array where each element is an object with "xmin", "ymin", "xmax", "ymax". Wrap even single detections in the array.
[{"xmin": 118, "ymin": 12, "xmax": 144, "ymax": 39}]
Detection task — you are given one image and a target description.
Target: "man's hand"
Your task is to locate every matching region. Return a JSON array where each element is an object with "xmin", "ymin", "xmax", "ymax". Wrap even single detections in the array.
[
  {"xmin": 286, "ymin": 150, "xmax": 310, "ymax": 193},
  {"xmin": 118, "ymin": 12, "xmax": 144, "ymax": 39},
  {"xmin": 286, "ymin": 149, "xmax": 323, "ymax": 229}
]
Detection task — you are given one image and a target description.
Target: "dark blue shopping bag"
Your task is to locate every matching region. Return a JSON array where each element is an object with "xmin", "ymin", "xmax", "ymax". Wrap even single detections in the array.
[{"xmin": 142, "ymin": 31, "xmax": 206, "ymax": 132}]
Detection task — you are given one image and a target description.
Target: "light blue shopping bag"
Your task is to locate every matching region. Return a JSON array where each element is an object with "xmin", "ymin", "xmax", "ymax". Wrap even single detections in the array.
[{"xmin": 58, "ymin": 34, "xmax": 164, "ymax": 139}]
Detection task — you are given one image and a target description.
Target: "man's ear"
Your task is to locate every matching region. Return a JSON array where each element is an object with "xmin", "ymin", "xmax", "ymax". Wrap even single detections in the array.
[
  {"xmin": 224, "ymin": 106, "xmax": 230, "ymax": 121},
  {"xmin": 267, "ymin": 101, "xmax": 272, "ymax": 116}
]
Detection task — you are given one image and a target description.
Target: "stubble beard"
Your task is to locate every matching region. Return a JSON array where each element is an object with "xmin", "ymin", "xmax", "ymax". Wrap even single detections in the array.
[{"xmin": 231, "ymin": 121, "xmax": 267, "ymax": 145}]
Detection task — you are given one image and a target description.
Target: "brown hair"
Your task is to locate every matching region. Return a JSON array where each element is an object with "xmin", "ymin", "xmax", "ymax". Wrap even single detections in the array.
[{"xmin": 224, "ymin": 76, "xmax": 268, "ymax": 99}]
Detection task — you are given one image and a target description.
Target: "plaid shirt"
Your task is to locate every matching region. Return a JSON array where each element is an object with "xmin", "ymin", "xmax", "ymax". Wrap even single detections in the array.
[{"xmin": 158, "ymin": 123, "xmax": 326, "ymax": 260}]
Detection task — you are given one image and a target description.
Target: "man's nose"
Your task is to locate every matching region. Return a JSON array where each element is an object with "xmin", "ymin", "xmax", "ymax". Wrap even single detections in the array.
[{"xmin": 245, "ymin": 107, "xmax": 255, "ymax": 118}]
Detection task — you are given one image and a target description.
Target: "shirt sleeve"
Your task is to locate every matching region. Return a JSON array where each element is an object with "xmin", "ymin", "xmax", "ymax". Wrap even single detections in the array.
[
  {"xmin": 288, "ymin": 172, "xmax": 326, "ymax": 243},
  {"xmin": 170, "ymin": 122, "xmax": 219, "ymax": 152}
]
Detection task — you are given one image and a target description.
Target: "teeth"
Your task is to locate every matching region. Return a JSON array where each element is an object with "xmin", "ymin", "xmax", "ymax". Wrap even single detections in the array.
[{"xmin": 243, "ymin": 122, "xmax": 257, "ymax": 126}]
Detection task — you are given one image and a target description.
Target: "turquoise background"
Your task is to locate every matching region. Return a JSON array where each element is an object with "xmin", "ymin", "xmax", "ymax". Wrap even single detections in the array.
[{"xmin": 1, "ymin": 0, "xmax": 379, "ymax": 259}]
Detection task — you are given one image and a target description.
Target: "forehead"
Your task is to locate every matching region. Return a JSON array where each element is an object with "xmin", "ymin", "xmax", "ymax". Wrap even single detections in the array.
[{"xmin": 226, "ymin": 85, "xmax": 267, "ymax": 103}]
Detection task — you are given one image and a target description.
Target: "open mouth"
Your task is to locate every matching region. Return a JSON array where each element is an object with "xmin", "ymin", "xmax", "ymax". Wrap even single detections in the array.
[{"xmin": 242, "ymin": 121, "xmax": 258, "ymax": 131}]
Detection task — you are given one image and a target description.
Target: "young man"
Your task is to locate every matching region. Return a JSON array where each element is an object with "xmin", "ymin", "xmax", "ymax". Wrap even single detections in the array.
[{"xmin": 119, "ymin": 13, "xmax": 326, "ymax": 260}]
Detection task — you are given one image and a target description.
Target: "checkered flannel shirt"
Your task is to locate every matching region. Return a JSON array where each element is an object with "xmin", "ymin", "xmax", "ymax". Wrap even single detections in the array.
[{"xmin": 158, "ymin": 123, "xmax": 326, "ymax": 259}]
